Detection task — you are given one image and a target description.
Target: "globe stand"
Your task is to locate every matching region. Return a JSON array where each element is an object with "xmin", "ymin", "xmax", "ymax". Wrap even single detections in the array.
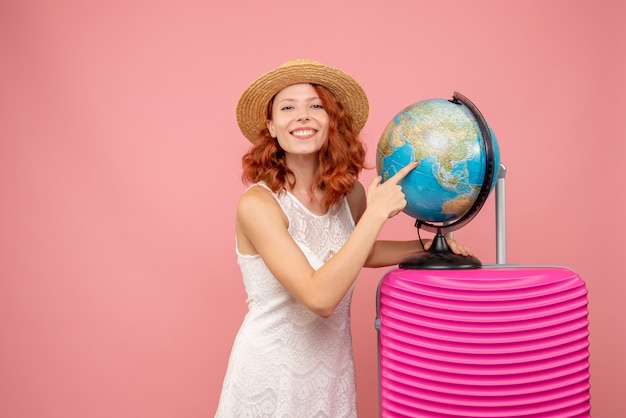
[{"xmin": 399, "ymin": 228, "xmax": 482, "ymax": 269}]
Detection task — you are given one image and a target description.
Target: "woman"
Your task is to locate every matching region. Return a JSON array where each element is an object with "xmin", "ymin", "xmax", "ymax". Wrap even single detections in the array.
[{"xmin": 215, "ymin": 59, "xmax": 471, "ymax": 417}]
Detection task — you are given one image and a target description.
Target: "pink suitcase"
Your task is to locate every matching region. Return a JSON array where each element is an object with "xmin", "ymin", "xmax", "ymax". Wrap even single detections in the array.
[{"xmin": 375, "ymin": 167, "xmax": 591, "ymax": 417}]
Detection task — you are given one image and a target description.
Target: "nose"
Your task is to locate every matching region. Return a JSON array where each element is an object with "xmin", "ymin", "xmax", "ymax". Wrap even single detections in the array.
[{"xmin": 297, "ymin": 108, "xmax": 310, "ymax": 121}]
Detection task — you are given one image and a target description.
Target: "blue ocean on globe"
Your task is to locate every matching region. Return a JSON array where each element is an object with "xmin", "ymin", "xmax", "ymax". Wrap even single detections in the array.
[{"xmin": 376, "ymin": 98, "xmax": 500, "ymax": 224}]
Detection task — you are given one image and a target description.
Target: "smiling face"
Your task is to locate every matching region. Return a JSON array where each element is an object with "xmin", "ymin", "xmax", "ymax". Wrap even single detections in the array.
[{"xmin": 266, "ymin": 83, "xmax": 330, "ymax": 158}]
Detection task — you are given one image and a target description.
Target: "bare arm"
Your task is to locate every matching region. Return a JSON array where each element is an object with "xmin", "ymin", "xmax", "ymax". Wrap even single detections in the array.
[
  {"xmin": 364, "ymin": 240, "xmax": 425, "ymax": 268},
  {"xmin": 347, "ymin": 178, "xmax": 473, "ymax": 268},
  {"xmin": 346, "ymin": 185, "xmax": 426, "ymax": 267},
  {"xmin": 364, "ymin": 237, "xmax": 473, "ymax": 267},
  {"xmin": 236, "ymin": 162, "xmax": 418, "ymax": 317}
]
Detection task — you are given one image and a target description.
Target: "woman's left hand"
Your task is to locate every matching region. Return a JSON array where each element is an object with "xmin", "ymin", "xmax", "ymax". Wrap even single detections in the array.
[{"xmin": 423, "ymin": 237, "xmax": 474, "ymax": 256}]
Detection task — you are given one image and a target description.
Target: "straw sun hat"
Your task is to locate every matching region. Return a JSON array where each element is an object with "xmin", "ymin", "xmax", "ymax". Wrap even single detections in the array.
[{"xmin": 236, "ymin": 58, "xmax": 369, "ymax": 143}]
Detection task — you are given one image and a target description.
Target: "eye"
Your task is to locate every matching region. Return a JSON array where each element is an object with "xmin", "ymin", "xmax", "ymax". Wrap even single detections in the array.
[
  {"xmin": 280, "ymin": 105, "xmax": 294, "ymax": 111},
  {"xmin": 311, "ymin": 103, "xmax": 324, "ymax": 109}
]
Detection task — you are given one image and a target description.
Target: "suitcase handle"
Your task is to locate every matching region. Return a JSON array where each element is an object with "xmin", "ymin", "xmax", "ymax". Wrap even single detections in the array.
[{"xmin": 496, "ymin": 162, "xmax": 507, "ymax": 264}]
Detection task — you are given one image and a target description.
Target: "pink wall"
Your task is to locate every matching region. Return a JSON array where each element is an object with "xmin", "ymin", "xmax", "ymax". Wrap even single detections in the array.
[{"xmin": 1, "ymin": 1, "xmax": 624, "ymax": 417}]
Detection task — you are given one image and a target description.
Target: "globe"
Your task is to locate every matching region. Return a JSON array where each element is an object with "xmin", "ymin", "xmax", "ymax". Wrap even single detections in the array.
[{"xmin": 376, "ymin": 92, "xmax": 501, "ymax": 268}]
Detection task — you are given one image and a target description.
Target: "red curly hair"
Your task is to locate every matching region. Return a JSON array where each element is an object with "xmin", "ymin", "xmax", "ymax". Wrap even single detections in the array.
[{"xmin": 241, "ymin": 84, "xmax": 367, "ymax": 211}]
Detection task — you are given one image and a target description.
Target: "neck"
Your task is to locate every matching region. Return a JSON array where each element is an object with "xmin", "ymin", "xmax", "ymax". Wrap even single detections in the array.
[
  {"xmin": 284, "ymin": 155, "xmax": 326, "ymax": 213},
  {"xmin": 285, "ymin": 154, "xmax": 318, "ymax": 191}
]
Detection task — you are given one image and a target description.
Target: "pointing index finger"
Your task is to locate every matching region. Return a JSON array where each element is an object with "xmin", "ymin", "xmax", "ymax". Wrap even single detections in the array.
[{"xmin": 386, "ymin": 161, "xmax": 418, "ymax": 184}]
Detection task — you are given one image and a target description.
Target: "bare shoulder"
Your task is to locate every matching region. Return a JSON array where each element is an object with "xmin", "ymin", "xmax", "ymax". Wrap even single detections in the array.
[
  {"xmin": 236, "ymin": 185, "xmax": 288, "ymax": 255},
  {"xmin": 238, "ymin": 184, "xmax": 274, "ymax": 206},
  {"xmin": 237, "ymin": 185, "xmax": 285, "ymax": 223},
  {"xmin": 346, "ymin": 180, "xmax": 367, "ymax": 224}
]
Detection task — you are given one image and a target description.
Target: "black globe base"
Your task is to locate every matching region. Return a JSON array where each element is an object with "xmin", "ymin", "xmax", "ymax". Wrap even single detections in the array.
[{"xmin": 399, "ymin": 232, "xmax": 482, "ymax": 270}]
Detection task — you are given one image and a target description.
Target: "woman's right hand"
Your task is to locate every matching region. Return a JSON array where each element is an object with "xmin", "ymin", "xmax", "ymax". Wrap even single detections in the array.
[{"xmin": 366, "ymin": 161, "xmax": 417, "ymax": 219}]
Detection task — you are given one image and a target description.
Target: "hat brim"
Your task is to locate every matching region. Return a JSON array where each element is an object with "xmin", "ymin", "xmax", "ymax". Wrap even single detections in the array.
[{"xmin": 236, "ymin": 59, "xmax": 369, "ymax": 143}]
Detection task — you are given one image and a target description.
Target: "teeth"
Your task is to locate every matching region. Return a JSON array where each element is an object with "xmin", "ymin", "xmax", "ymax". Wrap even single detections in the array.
[{"xmin": 292, "ymin": 129, "xmax": 315, "ymax": 137}]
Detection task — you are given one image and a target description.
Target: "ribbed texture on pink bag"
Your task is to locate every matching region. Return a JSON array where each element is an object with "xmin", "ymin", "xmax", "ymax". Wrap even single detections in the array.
[{"xmin": 377, "ymin": 267, "xmax": 590, "ymax": 417}]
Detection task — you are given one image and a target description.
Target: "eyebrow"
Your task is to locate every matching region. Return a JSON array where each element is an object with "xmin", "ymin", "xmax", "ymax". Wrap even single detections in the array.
[{"xmin": 275, "ymin": 96, "xmax": 321, "ymax": 104}]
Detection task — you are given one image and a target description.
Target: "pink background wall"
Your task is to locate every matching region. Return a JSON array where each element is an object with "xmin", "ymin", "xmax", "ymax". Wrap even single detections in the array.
[{"xmin": 1, "ymin": 1, "xmax": 624, "ymax": 417}]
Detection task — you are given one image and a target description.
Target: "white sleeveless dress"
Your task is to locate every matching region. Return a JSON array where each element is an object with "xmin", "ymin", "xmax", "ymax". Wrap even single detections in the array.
[{"xmin": 215, "ymin": 183, "xmax": 358, "ymax": 417}]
